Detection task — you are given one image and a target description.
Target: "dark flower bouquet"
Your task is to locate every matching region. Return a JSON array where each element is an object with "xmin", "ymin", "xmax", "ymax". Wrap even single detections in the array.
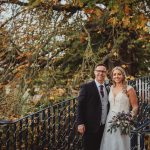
[{"xmin": 107, "ymin": 111, "xmax": 136, "ymax": 135}]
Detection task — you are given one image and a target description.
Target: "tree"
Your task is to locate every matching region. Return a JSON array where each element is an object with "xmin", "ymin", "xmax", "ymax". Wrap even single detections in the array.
[{"xmin": 0, "ymin": 0, "xmax": 150, "ymax": 117}]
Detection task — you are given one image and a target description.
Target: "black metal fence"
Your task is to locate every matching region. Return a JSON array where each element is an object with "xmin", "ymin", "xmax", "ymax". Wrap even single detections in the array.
[
  {"xmin": 0, "ymin": 98, "xmax": 82, "ymax": 150},
  {"xmin": 0, "ymin": 76, "xmax": 150, "ymax": 150}
]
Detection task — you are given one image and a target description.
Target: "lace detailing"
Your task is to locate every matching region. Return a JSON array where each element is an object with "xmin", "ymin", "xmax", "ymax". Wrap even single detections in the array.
[{"xmin": 100, "ymin": 85, "xmax": 132, "ymax": 150}]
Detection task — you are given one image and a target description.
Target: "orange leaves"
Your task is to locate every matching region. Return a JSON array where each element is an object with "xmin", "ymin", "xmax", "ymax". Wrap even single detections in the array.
[
  {"xmin": 15, "ymin": 72, "xmax": 23, "ymax": 78},
  {"xmin": 84, "ymin": 8, "xmax": 94, "ymax": 14},
  {"xmin": 80, "ymin": 32, "xmax": 87, "ymax": 43},
  {"xmin": 8, "ymin": 114, "xmax": 23, "ymax": 121},
  {"xmin": 122, "ymin": 16, "xmax": 130, "ymax": 27},
  {"xmin": 0, "ymin": 83, "xmax": 4, "ymax": 90},
  {"xmin": 110, "ymin": 3, "xmax": 131, "ymax": 16},
  {"xmin": 52, "ymin": 0, "xmax": 60, "ymax": 5},
  {"xmin": 16, "ymin": 63, "xmax": 29, "ymax": 71},
  {"xmin": 16, "ymin": 51, "xmax": 32, "ymax": 60},
  {"xmin": 122, "ymin": 4, "xmax": 132, "ymax": 27},
  {"xmin": 124, "ymin": 4, "xmax": 131, "ymax": 16},
  {"xmin": 15, "ymin": 63, "xmax": 29, "ymax": 78},
  {"xmin": 47, "ymin": 87, "xmax": 66, "ymax": 101},
  {"xmin": 108, "ymin": 17, "xmax": 118, "ymax": 27},
  {"xmin": 108, "ymin": 4, "xmax": 120, "ymax": 27},
  {"xmin": 136, "ymin": 14, "xmax": 148, "ymax": 30},
  {"xmin": 84, "ymin": 7, "xmax": 103, "ymax": 21}
]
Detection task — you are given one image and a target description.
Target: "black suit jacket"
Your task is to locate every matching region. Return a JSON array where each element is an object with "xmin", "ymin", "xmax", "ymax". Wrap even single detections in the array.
[{"xmin": 76, "ymin": 80, "xmax": 110, "ymax": 133}]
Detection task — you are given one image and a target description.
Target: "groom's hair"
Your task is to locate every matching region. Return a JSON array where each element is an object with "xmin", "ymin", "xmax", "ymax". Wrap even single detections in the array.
[{"xmin": 95, "ymin": 63, "xmax": 107, "ymax": 70}]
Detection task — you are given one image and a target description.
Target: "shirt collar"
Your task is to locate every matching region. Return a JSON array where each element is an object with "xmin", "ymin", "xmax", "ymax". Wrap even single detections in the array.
[{"xmin": 95, "ymin": 79, "xmax": 105, "ymax": 87}]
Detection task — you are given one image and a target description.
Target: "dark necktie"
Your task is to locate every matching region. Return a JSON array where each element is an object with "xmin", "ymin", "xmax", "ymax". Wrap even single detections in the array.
[{"xmin": 100, "ymin": 85, "xmax": 104, "ymax": 97}]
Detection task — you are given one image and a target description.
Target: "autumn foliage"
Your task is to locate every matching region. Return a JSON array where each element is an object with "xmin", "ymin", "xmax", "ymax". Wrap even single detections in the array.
[{"xmin": 0, "ymin": 0, "xmax": 150, "ymax": 119}]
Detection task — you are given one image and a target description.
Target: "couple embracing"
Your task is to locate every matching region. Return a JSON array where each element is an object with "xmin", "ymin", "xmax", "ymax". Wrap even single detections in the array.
[{"xmin": 76, "ymin": 64, "xmax": 138, "ymax": 150}]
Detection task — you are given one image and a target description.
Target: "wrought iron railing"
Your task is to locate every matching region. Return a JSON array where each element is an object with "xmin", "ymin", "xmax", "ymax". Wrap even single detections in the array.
[
  {"xmin": 0, "ymin": 99, "xmax": 82, "ymax": 150},
  {"xmin": 131, "ymin": 120, "xmax": 150, "ymax": 150},
  {"xmin": 130, "ymin": 101, "xmax": 150, "ymax": 150},
  {"xmin": 0, "ymin": 76, "xmax": 150, "ymax": 150}
]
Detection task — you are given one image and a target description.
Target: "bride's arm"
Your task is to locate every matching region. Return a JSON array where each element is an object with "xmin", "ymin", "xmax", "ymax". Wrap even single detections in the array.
[{"xmin": 128, "ymin": 88, "xmax": 138, "ymax": 116}]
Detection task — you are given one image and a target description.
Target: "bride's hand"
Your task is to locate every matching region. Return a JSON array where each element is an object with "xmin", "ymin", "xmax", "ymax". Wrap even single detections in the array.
[{"xmin": 130, "ymin": 107, "xmax": 138, "ymax": 117}]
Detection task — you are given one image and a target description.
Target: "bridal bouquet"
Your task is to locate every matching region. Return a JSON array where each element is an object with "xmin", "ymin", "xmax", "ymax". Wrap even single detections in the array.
[{"xmin": 107, "ymin": 111, "xmax": 136, "ymax": 135}]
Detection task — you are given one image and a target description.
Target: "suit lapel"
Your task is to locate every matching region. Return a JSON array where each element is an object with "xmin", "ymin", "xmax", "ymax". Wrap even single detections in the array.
[
  {"xmin": 90, "ymin": 80, "xmax": 110, "ymax": 101},
  {"xmin": 91, "ymin": 81, "xmax": 101, "ymax": 99}
]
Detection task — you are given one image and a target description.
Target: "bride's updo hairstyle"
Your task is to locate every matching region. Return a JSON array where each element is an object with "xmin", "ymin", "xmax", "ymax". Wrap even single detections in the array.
[{"xmin": 111, "ymin": 66, "xmax": 128, "ymax": 93}]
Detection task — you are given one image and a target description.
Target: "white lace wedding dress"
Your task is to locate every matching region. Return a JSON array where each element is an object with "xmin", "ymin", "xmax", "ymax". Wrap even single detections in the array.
[{"xmin": 100, "ymin": 85, "xmax": 132, "ymax": 150}]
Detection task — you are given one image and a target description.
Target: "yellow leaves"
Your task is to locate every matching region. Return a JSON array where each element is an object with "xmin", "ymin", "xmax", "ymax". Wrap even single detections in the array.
[
  {"xmin": 143, "ymin": 26, "xmax": 149, "ymax": 32},
  {"xmin": 108, "ymin": 4, "xmax": 132, "ymax": 28},
  {"xmin": 48, "ymin": 87, "xmax": 66, "ymax": 101},
  {"xmin": 51, "ymin": 0, "xmax": 59, "ymax": 5},
  {"xmin": 72, "ymin": 0, "xmax": 84, "ymax": 7},
  {"xmin": 84, "ymin": 49, "xmax": 94, "ymax": 59},
  {"xmin": 110, "ymin": 5, "xmax": 119, "ymax": 15},
  {"xmin": 94, "ymin": 8, "xmax": 103, "ymax": 18},
  {"xmin": 51, "ymin": 87, "xmax": 66, "ymax": 97},
  {"xmin": 8, "ymin": 114, "xmax": 23, "ymax": 121},
  {"xmin": 121, "ymin": 64, "xmax": 127, "ymax": 68},
  {"xmin": 108, "ymin": 17, "xmax": 118, "ymax": 27},
  {"xmin": 16, "ymin": 63, "xmax": 29, "ymax": 71},
  {"xmin": 122, "ymin": 16, "xmax": 130, "ymax": 27},
  {"xmin": 126, "ymin": 75, "xmax": 135, "ymax": 81},
  {"xmin": 49, "ymin": 96, "xmax": 55, "ymax": 100},
  {"xmin": 136, "ymin": 14, "xmax": 148, "ymax": 30},
  {"xmin": 57, "ymin": 88, "xmax": 66, "ymax": 96}
]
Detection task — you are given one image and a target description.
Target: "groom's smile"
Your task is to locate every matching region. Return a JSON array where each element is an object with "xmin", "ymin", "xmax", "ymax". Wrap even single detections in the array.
[{"xmin": 94, "ymin": 66, "xmax": 107, "ymax": 84}]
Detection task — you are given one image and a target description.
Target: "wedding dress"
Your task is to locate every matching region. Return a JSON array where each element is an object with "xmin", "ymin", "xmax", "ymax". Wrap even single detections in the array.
[{"xmin": 100, "ymin": 85, "xmax": 132, "ymax": 150}]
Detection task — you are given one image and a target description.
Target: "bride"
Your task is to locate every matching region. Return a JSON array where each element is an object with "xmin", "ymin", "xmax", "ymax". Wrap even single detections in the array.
[{"xmin": 100, "ymin": 66, "xmax": 138, "ymax": 150}]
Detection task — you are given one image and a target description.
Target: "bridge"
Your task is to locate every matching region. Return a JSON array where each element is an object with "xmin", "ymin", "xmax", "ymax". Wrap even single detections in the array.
[{"xmin": 0, "ymin": 76, "xmax": 150, "ymax": 150}]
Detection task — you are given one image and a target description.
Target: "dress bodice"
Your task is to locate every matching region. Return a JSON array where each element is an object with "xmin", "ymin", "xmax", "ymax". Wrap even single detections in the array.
[
  {"xmin": 109, "ymin": 85, "xmax": 132, "ymax": 113},
  {"xmin": 100, "ymin": 85, "xmax": 133, "ymax": 150}
]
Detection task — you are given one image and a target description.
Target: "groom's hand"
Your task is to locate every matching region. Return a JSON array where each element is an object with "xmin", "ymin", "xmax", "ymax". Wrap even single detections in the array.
[{"xmin": 77, "ymin": 124, "xmax": 85, "ymax": 135}]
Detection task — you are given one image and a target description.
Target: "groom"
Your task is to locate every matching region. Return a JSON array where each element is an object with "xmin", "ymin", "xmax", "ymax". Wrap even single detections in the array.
[{"xmin": 76, "ymin": 63, "xmax": 110, "ymax": 150}]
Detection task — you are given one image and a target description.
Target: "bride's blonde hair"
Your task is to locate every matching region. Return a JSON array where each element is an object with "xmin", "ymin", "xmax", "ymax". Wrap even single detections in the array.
[{"xmin": 111, "ymin": 66, "xmax": 128, "ymax": 93}]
